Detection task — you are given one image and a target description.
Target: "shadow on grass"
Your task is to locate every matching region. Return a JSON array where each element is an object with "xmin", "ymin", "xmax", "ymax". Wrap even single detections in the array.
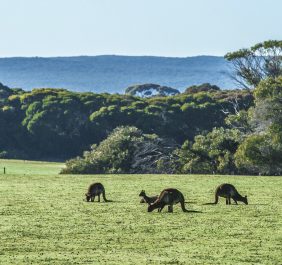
[
  {"xmin": 247, "ymin": 203, "xmax": 268, "ymax": 205},
  {"xmin": 83, "ymin": 199, "xmax": 115, "ymax": 203},
  {"xmin": 186, "ymin": 209, "xmax": 202, "ymax": 213},
  {"xmin": 202, "ymin": 202, "xmax": 267, "ymax": 206}
]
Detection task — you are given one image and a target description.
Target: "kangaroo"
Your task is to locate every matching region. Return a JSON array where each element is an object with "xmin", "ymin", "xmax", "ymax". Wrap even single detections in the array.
[
  {"xmin": 214, "ymin": 183, "xmax": 248, "ymax": 205},
  {"xmin": 85, "ymin": 183, "xmax": 108, "ymax": 202},
  {"xmin": 148, "ymin": 188, "xmax": 188, "ymax": 212},
  {"xmin": 139, "ymin": 190, "xmax": 158, "ymax": 205}
]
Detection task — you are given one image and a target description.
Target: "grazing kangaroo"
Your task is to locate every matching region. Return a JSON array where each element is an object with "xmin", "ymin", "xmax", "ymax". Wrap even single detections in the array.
[
  {"xmin": 214, "ymin": 183, "xmax": 248, "ymax": 205},
  {"xmin": 148, "ymin": 188, "xmax": 188, "ymax": 212},
  {"xmin": 139, "ymin": 190, "xmax": 158, "ymax": 205},
  {"xmin": 85, "ymin": 183, "xmax": 108, "ymax": 202}
]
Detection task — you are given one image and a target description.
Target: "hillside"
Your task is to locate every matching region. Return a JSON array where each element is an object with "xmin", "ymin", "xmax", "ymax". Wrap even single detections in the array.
[
  {"xmin": 0, "ymin": 86, "xmax": 253, "ymax": 160},
  {"xmin": 0, "ymin": 55, "xmax": 233, "ymax": 92}
]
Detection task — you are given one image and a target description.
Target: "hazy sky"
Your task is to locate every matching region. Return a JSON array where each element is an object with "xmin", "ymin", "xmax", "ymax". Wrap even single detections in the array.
[{"xmin": 1, "ymin": 0, "xmax": 281, "ymax": 57}]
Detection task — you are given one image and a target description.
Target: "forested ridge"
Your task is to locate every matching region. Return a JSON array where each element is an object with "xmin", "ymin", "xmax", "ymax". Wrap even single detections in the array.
[{"xmin": 0, "ymin": 82, "xmax": 252, "ymax": 160}]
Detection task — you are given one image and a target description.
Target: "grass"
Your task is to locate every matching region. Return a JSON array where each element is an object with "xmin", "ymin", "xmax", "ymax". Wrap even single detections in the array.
[
  {"xmin": 0, "ymin": 159, "xmax": 63, "ymax": 175},
  {"xmin": 0, "ymin": 160, "xmax": 281, "ymax": 264}
]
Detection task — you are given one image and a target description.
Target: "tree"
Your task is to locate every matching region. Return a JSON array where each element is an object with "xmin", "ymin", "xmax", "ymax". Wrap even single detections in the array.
[
  {"xmin": 225, "ymin": 40, "xmax": 282, "ymax": 88},
  {"xmin": 184, "ymin": 83, "xmax": 220, "ymax": 94},
  {"xmin": 176, "ymin": 128, "xmax": 243, "ymax": 174},
  {"xmin": 61, "ymin": 126, "xmax": 179, "ymax": 174},
  {"xmin": 125, "ymin": 84, "xmax": 180, "ymax": 98},
  {"xmin": 235, "ymin": 77, "xmax": 282, "ymax": 175}
]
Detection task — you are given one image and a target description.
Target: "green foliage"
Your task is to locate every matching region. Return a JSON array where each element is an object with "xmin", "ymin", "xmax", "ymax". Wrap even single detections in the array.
[
  {"xmin": 225, "ymin": 40, "xmax": 282, "ymax": 88},
  {"xmin": 235, "ymin": 134, "xmax": 282, "ymax": 175},
  {"xmin": 176, "ymin": 128, "xmax": 243, "ymax": 174},
  {"xmin": 234, "ymin": 77, "xmax": 282, "ymax": 175},
  {"xmin": 125, "ymin": 83, "xmax": 180, "ymax": 97},
  {"xmin": 184, "ymin": 83, "xmax": 220, "ymax": 94},
  {"xmin": 62, "ymin": 126, "xmax": 178, "ymax": 174},
  {"xmin": 4, "ymin": 76, "xmax": 280, "ymax": 175},
  {"xmin": 225, "ymin": 110, "xmax": 252, "ymax": 133},
  {"xmin": 62, "ymin": 126, "xmax": 143, "ymax": 174},
  {"xmin": 0, "ymin": 82, "xmax": 13, "ymax": 103},
  {"xmin": 0, "ymin": 80, "xmax": 255, "ymax": 170}
]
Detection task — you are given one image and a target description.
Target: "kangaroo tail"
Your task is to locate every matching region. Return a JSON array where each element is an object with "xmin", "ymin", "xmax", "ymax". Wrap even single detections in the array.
[
  {"xmin": 214, "ymin": 194, "xmax": 219, "ymax": 204},
  {"xmin": 180, "ymin": 200, "xmax": 188, "ymax": 212},
  {"xmin": 102, "ymin": 190, "xmax": 109, "ymax": 202}
]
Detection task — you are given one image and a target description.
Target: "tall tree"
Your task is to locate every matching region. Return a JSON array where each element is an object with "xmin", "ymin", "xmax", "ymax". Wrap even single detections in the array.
[
  {"xmin": 235, "ymin": 77, "xmax": 282, "ymax": 175},
  {"xmin": 225, "ymin": 40, "xmax": 282, "ymax": 88}
]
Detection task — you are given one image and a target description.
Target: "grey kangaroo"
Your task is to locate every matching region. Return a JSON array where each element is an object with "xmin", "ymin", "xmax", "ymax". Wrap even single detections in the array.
[
  {"xmin": 139, "ymin": 190, "xmax": 158, "ymax": 205},
  {"xmin": 213, "ymin": 183, "xmax": 248, "ymax": 205},
  {"xmin": 85, "ymin": 183, "xmax": 108, "ymax": 202},
  {"xmin": 148, "ymin": 188, "xmax": 188, "ymax": 212}
]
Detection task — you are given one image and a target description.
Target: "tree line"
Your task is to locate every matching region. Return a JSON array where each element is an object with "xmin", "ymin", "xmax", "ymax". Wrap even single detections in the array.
[{"xmin": 1, "ymin": 40, "xmax": 281, "ymax": 175}]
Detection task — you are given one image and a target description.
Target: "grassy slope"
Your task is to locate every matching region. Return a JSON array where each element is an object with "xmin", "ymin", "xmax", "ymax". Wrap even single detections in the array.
[
  {"xmin": 0, "ymin": 160, "xmax": 281, "ymax": 264},
  {"xmin": 0, "ymin": 159, "xmax": 63, "ymax": 175}
]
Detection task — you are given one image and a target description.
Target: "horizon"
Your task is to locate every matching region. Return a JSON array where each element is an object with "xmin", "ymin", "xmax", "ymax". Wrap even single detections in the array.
[{"xmin": 0, "ymin": 54, "xmax": 225, "ymax": 59}]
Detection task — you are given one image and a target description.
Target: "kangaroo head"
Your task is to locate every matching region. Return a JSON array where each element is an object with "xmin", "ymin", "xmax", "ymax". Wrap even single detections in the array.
[
  {"xmin": 147, "ymin": 204, "xmax": 154, "ymax": 212},
  {"xmin": 139, "ymin": 190, "xmax": 145, "ymax": 197},
  {"xmin": 85, "ymin": 193, "xmax": 91, "ymax": 202},
  {"xmin": 243, "ymin": 195, "xmax": 248, "ymax": 205}
]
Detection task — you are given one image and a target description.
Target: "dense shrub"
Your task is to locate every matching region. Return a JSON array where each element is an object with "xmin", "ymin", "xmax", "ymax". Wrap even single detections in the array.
[{"xmin": 61, "ymin": 126, "xmax": 178, "ymax": 174}]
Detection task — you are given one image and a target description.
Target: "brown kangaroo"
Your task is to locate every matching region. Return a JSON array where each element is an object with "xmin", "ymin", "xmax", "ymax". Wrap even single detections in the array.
[
  {"xmin": 214, "ymin": 183, "xmax": 248, "ymax": 205},
  {"xmin": 148, "ymin": 188, "xmax": 188, "ymax": 212},
  {"xmin": 139, "ymin": 190, "xmax": 158, "ymax": 205},
  {"xmin": 85, "ymin": 183, "xmax": 108, "ymax": 202}
]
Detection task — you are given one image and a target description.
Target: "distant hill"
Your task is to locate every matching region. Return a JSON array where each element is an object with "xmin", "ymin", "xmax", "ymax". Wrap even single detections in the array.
[{"xmin": 0, "ymin": 55, "xmax": 235, "ymax": 93}]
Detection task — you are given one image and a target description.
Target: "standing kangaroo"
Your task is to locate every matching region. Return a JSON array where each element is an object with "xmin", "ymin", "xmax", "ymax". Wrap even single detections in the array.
[
  {"xmin": 85, "ymin": 183, "xmax": 108, "ymax": 202},
  {"xmin": 214, "ymin": 183, "xmax": 248, "ymax": 205},
  {"xmin": 148, "ymin": 188, "xmax": 188, "ymax": 212},
  {"xmin": 139, "ymin": 190, "xmax": 158, "ymax": 205}
]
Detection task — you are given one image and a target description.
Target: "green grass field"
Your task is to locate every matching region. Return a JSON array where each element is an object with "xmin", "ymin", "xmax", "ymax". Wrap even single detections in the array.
[{"xmin": 0, "ymin": 159, "xmax": 281, "ymax": 264}]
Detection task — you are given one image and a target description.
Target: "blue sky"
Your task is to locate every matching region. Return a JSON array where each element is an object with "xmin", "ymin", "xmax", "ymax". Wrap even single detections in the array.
[{"xmin": 1, "ymin": 0, "xmax": 281, "ymax": 57}]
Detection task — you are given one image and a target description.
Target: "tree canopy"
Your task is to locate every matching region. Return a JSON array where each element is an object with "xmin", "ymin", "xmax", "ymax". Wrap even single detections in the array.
[{"xmin": 225, "ymin": 40, "xmax": 282, "ymax": 88}]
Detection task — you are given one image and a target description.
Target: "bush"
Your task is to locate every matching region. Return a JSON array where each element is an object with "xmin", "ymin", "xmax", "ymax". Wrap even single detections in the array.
[
  {"xmin": 0, "ymin": 151, "xmax": 8, "ymax": 158},
  {"xmin": 61, "ymin": 126, "xmax": 178, "ymax": 174}
]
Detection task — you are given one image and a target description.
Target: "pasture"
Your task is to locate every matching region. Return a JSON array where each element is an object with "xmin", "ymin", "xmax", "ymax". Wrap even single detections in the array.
[{"xmin": 0, "ymin": 160, "xmax": 281, "ymax": 264}]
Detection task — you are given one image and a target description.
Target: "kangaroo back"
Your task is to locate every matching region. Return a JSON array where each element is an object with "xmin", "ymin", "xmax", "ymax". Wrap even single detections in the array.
[
  {"xmin": 213, "ymin": 183, "xmax": 248, "ymax": 205},
  {"xmin": 148, "ymin": 188, "xmax": 188, "ymax": 212},
  {"xmin": 85, "ymin": 182, "xmax": 110, "ymax": 202},
  {"xmin": 88, "ymin": 182, "xmax": 104, "ymax": 195}
]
